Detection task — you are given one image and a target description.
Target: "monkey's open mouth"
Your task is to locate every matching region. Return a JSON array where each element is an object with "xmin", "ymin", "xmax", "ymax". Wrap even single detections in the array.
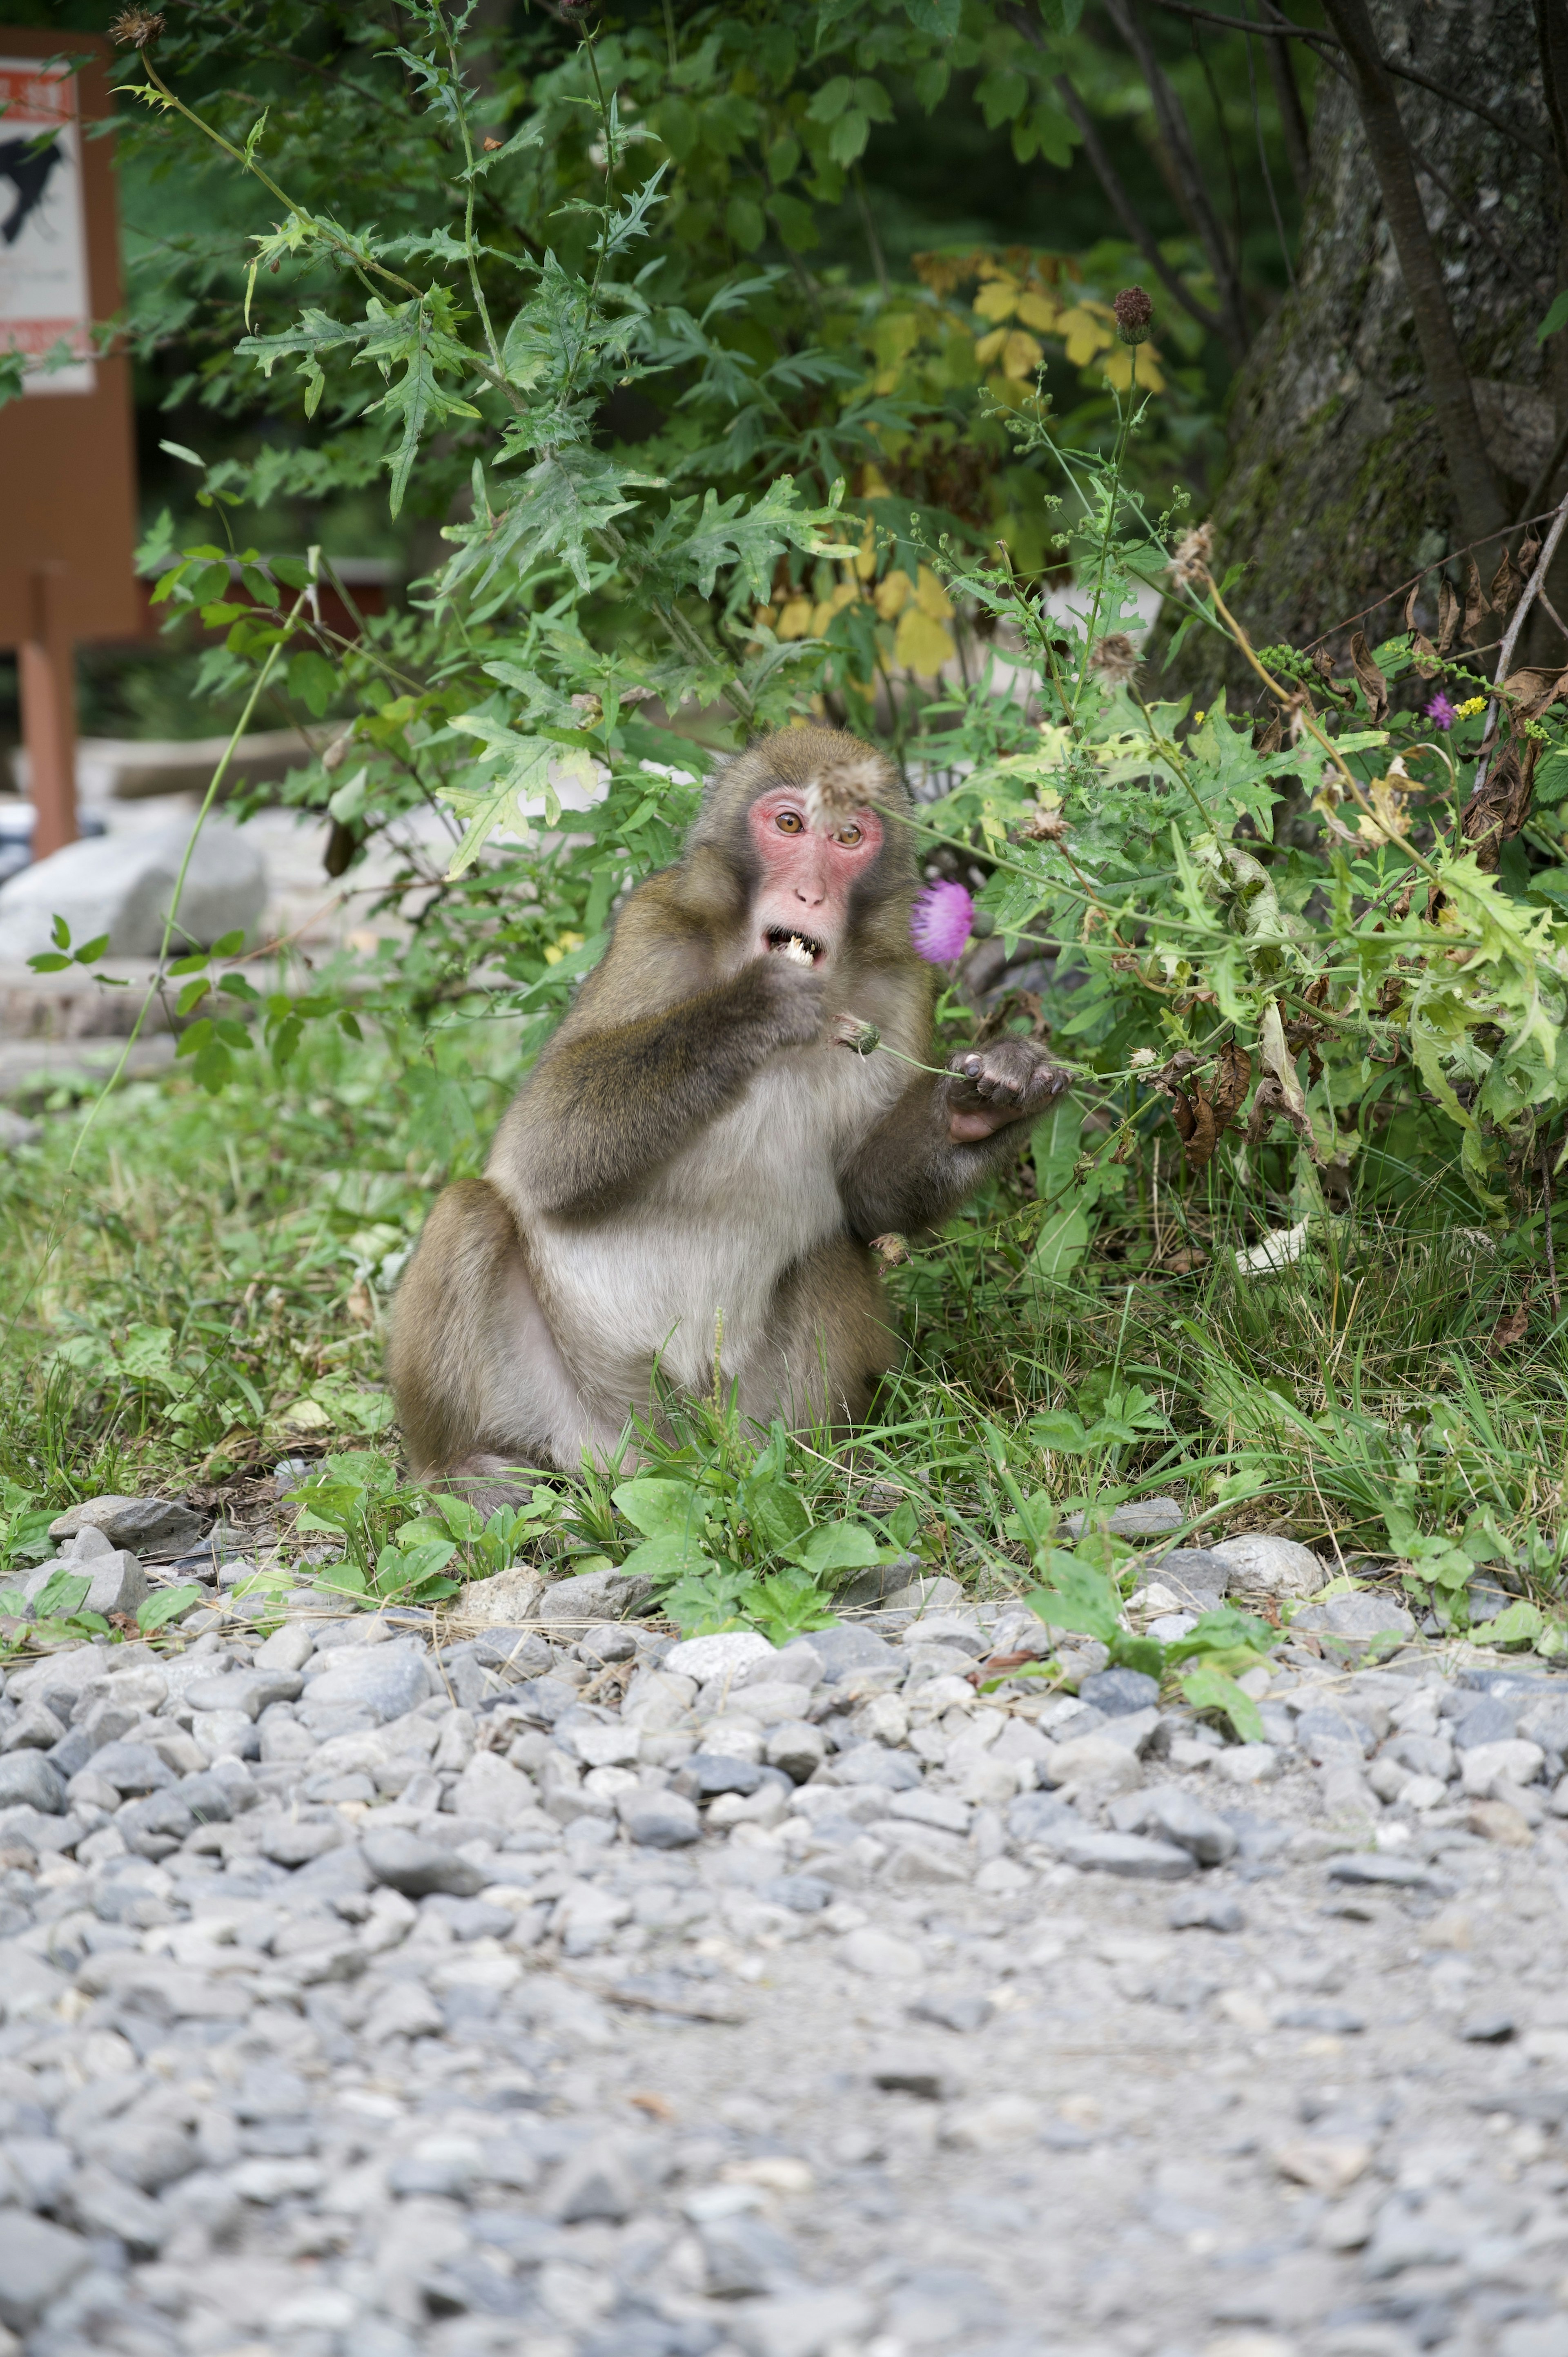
[{"xmin": 765, "ymin": 926, "xmax": 826, "ymax": 967}]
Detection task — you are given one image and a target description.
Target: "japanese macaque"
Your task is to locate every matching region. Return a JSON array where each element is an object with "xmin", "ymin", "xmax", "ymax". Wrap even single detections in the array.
[{"xmin": 389, "ymin": 727, "xmax": 1069, "ymax": 1482}]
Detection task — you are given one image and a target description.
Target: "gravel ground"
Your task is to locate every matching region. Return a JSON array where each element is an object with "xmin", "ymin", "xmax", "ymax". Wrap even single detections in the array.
[{"xmin": 2, "ymin": 1510, "xmax": 1568, "ymax": 2357}]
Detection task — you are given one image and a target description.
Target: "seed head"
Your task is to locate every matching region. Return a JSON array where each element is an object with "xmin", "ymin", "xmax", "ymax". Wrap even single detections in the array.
[
  {"xmin": 1113, "ymin": 285, "xmax": 1154, "ymax": 346},
  {"xmin": 109, "ymin": 7, "xmax": 164, "ymax": 47},
  {"xmin": 835, "ymin": 1015, "xmax": 882, "ymax": 1056},
  {"xmin": 1168, "ymin": 520, "xmax": 1214, "ymax": 591},
  {"xmin": 1089, "ymin": 632, "xmax": 1140, "ymax": 687}
]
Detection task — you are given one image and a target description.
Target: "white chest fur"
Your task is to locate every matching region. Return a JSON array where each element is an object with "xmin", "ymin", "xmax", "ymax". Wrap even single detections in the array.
[{"xmin": 528, "ymin": 1043, "xmax": 903, "ymax": 1399}]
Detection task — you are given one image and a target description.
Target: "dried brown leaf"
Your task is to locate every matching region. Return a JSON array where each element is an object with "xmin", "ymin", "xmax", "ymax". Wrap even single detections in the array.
[
  {"xmin": 1436, "ymin": 578, "xmax": 1461, "ymax": 657},
  {"xmin": 1410, "ymin": 631, "xmax": 1440, "ymax": 679},
  {"xmin": 1503, "ymin": 665, "xmax": 1568, "ymax": 722},
  {"xmin": 1463, "ymin": 556, "xmax": 1491, "ymax": 646},
  {"xmin": 1519, "ymin": 529, "xmax": 1542, "ymax": 578},
  {"xmin": 1310, "ymin": 647, "xmax": 1353, "ymax": 703},
  {"xmin": 1349, "ymin": 631, "xmax": 1389, "ymax": 726},
  {"xmin": 1403, "ymin": 578, "xmax": 1423, "ymax": 633},
  {"xmin": 1488, "ymin": 1285, "xmax": 1532, "ymax": 1354},
  {"xmin": 1460, "ymin": 743, "xmax": 1537, "ymax": 872},
  {"xmin": 1490, "ymin": 545, "xmax": 1524, "ymax": 616}
]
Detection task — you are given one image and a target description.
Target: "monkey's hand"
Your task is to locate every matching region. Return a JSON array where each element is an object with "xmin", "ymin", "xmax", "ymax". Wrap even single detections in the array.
[
  {"xmin": 745, "ymin": 953, "xmax": 828, "ymax": 1051},
  {"xmin": 944, "ymin": 1039, "xmax": 1070, "ymax": 1143}
]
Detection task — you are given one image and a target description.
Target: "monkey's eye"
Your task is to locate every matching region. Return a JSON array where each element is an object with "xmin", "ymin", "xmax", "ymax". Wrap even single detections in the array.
[
  {"xmin": 775, "ymin": 810, "xmax": 805, "ymax": 834},
  {"xmin": 835, "ymin": 824, "xmax": 863, "ymax": 847}
]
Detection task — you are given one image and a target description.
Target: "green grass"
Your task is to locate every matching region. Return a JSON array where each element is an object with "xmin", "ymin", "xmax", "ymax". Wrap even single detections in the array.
[{"xmin": 1, "ymin": 1025, "xmax": 1564, "ymax": 1643}]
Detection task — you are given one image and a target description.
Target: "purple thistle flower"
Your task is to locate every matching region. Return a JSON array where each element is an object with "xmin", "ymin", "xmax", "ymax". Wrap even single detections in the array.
[
  {"xmin": 1424, "ymin": 691, "xmax": 1457, "ymax": 731},
  {"xmin": 911, "ymin": 879, "xmax": 975, "ymax": 963}
]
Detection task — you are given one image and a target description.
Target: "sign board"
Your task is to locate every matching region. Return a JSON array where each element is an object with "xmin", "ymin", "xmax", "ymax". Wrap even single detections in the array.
[
  {"xmin": 0, "ymin": 29, "xmax": 138, "ymax": 650},
  {"xmin": 0, "ymin": 54, "xmax": 95, "ymax": 393}
]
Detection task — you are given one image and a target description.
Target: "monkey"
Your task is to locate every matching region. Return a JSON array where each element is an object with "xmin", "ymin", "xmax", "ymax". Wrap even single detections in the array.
[{"xmin": 388, "ymin": 726, "xmax": 1069, "ymax": 1486}]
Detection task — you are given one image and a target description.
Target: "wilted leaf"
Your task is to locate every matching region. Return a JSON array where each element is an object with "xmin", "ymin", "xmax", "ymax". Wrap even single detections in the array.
[
  {"xmin": 1348, "ymin": 631, "xmax": 1388, "ymax": 726},
  {"xmin": 1463, "ymin": 555, "xmax": 1491, "ymax": 645},
  {"xmin": 1490, "ymin": 544, "xmax": 1523, "ymax": 616},
  {"xmin": 1436, "ymin": 578, "xmax": 1461, "ymax": 656},
  {"xmin": 1460, "ymin": 743, "xmax": 1535, "ymax": 872},
  {"xmin": 1488, "ymin": 1286, "xmax": 1532, "ymax": 1354}
]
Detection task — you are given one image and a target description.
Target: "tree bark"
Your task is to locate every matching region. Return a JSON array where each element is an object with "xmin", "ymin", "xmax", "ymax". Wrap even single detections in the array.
[{"xmin": 1153, "ymin": 0, "xmax": 1558, "ymax": 709}]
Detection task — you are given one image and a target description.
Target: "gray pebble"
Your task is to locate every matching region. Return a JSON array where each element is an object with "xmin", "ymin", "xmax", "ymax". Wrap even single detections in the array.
[
  {"xmin": 362, "ymin": 1827, "xmax": 488, "ymax": 1896},
  {"xmin": 0, "ymin": 1751, "xmax": 67, "ymax": 1814}
]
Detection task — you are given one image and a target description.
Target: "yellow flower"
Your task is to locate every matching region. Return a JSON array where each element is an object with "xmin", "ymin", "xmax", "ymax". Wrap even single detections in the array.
[
  {"xmin": 1455, "ymin": 695, "xmax": 1487, "ymax": 719},
  {"xmin": 543, "ymin": 930, "xmax": 584, "ymax": 967}
]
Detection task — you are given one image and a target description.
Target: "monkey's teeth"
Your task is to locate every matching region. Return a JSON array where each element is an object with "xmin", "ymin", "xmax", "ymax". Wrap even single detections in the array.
[{"xmin": 780, "ymin": 935, "xmax": 813, "ymax": 967}]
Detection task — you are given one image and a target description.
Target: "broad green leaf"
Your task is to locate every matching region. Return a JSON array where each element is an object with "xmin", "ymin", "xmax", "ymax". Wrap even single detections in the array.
[
  {"xmin": 1179, "ymin": 1664, "xmax": 1264, "ymax": 1743},
  {"xmin": 1025, "ymin": 1552, "xmax": 1120, "ymax": 1643},
  {"xmin": 138, "ymin": 1584, "xmax": 205, "ymax": 1631},
  {"xmin": 31, "ymin": 1570, "xmax": 91, "ymax": 1620},
  {"xmin": 794, "ymin": 1520, "xmax": 880, "ymax": 1577},
  {"xmin": 613, "ymin": 1478, "xmax": 704, "ymax": 1541}
]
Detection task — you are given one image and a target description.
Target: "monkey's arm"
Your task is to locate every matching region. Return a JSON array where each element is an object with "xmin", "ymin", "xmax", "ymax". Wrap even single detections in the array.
[
  {"xmin": 501, "ymin": 958, "xmax": 823, "ymax": 1217},
  {"xmin": 838, "ymin": 1036, "xmax": 1069, "ymax": 1238}
]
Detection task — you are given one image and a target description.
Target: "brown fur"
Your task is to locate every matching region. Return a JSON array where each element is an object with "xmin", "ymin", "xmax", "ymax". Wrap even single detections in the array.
[{"xmin": 388, "ymin": 726, "xmax": 1067, "ymax": 1481}]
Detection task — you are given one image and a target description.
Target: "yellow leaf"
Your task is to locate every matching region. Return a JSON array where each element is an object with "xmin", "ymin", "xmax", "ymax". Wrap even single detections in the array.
[
  {"xmin": 975, "ymin": 326, "xmax": 1011, "ymax": 366},
  {"xmin": 1354, "ymin": 774, "xmax": 1414, "ymax": 844},
  {"xmin": 1016, "ymin": 289, "xmax": 1059, "ymax": 330},
  {"xmin": 1000, "ymin": 329, "xmax": 1044, "ymax": 381},
  {"xmin": 1058, "ymin": 305, "xmax": 1111, "ymax": 366},
  {"xmin": 282, "ymin": 1398, "xmax": 331, "ymax": 1431},
  {"xmin": 855, "ymin": 524, "xmax": 876, "ymax": 582},
  {"xmin": 915, "ymin": 563, "xmax": 954, "ymax": 622},
  {"xmin": 973, "ymin": 276, "xmax": 1020, "ymax": 321},
  {"xmin": 894, "ymin": 606, "xmax": 956, "ymax": 676},
  {"xmin": 860, "ymin": 463, "xmax": 892, "ymax": 499},
  {"xmin": 875, "ymin": 569, "xmax": 913, "ymax": 619},
  {"xmin": 1104, "ymin": 344, "xmax": 1165, "ymax": 393},
  {"xmin": 777, "ymin": 598, "xmax": 813, "ymax": 640}
]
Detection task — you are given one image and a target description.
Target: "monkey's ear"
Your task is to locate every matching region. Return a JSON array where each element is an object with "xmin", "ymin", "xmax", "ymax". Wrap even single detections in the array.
[{"xmin": 803, "ymin": 746, "xmax": 894, "ymax": 832}]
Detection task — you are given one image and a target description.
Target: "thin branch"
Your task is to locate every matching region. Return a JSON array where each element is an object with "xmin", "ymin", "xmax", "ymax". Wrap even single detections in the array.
[
  {"xmin": 1242, "ymin": 3, "xmax": 1295, "ymax": 288},
  {"xmin": 1257, "ymin": 5, "xmax": 1311, "ymax": 196},
  {"xmin": 1048, "ymin": 71, "xmax": 1227, "ymax": 342},
  {"xmin": 1148, "ymin": 0, "xmax": 1555, "ymax": 166},
  {"xmin": 1318, "ymin": 0, "xmax": 1506, "ymax": 546},
  {"xmin": 1470, "ymin": 485, "xmax": 1568, "ymax": 799},
  {"xmin": 1100, "ymin": 0, "xmax": 1251, "ymax": 364}
]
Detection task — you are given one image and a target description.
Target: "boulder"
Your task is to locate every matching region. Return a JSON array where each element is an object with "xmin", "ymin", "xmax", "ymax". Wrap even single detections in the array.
[
  {"xmin": 530, "ymin": 1566, "xmax": 653, "ymax": 1623},
  {"xmin": 48, "ymin": 1495, "xmax": 203, "ymax": 1554},
  {"xmin": 1209, "ymin": 1533, "xmax": 1326, "ymax": 1600},
  {"xmin": 0, "ymin": 816, "xmax": 266, "ymax": 961}
]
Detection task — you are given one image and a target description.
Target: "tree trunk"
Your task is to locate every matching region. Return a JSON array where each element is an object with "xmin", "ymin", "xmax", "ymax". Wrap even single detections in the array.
[{"xmin": 1152, "ymin": 0, "xmax": 1559, "ymax": 713}]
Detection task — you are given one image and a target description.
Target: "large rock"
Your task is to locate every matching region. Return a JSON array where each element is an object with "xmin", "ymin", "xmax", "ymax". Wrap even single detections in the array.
[
  {"xmin": 299, "ymin": 1640, "xmax": 431, "ymax": 1723},
  {"xmin": 0, "ymin": 816, "xmax": 266, "ymax": 961},
  {"xmin": 1209, "ymin": 1533, "xmax": 1326, "ymax": 1600},
  {"xmin": 20, "ymin": 1528, "xmax": 147, "ymax": 1620},
  {"xmin": 48, "ymin": 1495, "xmax": 203, "ymax": 1555},
  {"xmin": 1292, "ymin": 1590, "xmax": 1415, "ymax": 1643},
  {"xmin": 530, "ymin": 1566, "xmax": 653, "ymax": 1623},
  {"xmin": 0, "ymin": 2208, "xmax": 94, "ymax": 2329}
]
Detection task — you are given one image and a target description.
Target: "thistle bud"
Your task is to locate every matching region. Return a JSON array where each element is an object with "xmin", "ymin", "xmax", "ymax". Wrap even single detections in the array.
[
  {"xmin": 835, "ymin": 1015, "xmax": 881, "ymax": 1056},
  {"xmin": 870, "ymin": 1233, "xmax": 910, "ymax": 1268},
  {"xmin": 1113, "ymin": 286, "xmax": 1154, "ymax": 346}
]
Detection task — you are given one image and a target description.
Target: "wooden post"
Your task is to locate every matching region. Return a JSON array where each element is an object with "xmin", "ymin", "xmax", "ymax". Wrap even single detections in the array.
[
  {"xmin": 17, "ymin": 566, "xmax": 77, "ymax": 859},
  {"xmin": 0, "ymin": 32, "xmax": 140, "ymax": 859}
]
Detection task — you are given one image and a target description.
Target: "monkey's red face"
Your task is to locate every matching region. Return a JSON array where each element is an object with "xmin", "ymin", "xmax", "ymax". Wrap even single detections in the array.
[{"xmin": 746, "ymin": 787, "xmax": 884, "ymax": 968}]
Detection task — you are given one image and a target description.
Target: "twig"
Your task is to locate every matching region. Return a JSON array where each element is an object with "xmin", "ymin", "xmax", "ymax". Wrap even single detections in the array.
[
  {"xmin": 1147, "ymin": 0, "xmax": 1555, "ymax": 164},
  {"xmin": 1544, "ymin": 1136, "xmax": 1561, "ymax": 1319},
  {"xmin": 1470, "ymin": 485, "xmax": 1568, "ymax": 800},
  {"xmin": 1046, "ymin": 71, "xmax": 1225, "ymax": 343},
  {"xmin": 1518, "ymin": 414, "xmax": 1568, "ymax": 529}
]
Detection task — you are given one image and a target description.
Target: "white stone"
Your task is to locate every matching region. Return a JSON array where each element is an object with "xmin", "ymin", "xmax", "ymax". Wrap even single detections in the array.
[
  {"xmin": 565, "ymin": 1720, "xmax": 641, "ymax": 1770},
  {"xmin": 0, "ymin": 816, "xmax": 265, "ymax": 960},
  {"xmin": 1460, "ymin": 1739, "xmax": 1545, "ymax": 1797},
  {"xmin": 1216, "ymin": 1744, "xmax": 1280, "ymax": 1785},
  {"xmin": 664, "ymin": 1631, "xmax": 775, "ymax": 1681},
  {"xmin": 839, "ymin": 1926, "xmax": 923, "ymax": 1978},
  {"xmin": 1209, "ymin": 1534, "xmax": 1327, "ymax": 1600}
]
